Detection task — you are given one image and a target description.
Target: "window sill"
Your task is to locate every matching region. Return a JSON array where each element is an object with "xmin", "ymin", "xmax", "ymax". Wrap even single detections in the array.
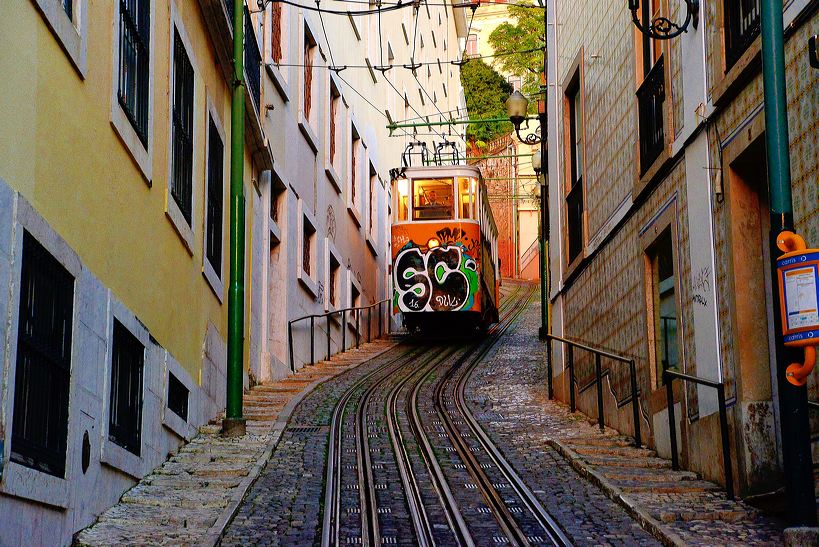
[
  {"xmin": 298, "ymin": 115, "xmax": 319, "ymax": 153},
  {"xmin": 203, "ymin": 258, "xmax": 224, "ymax": 303},
  {"xmin": 100, "ymin": 437, "xmax": 143, "ymax": 480},
  {"xmin": 562, "ymin": 250, "xmax": 586, "ymax": 285},
  {"xmin": 266, "ymin": 62, "xmax": 291, "ymax": 103},
  {"xmin": 366, "ymin": 233, "xmax": 378, "ymax": 256},
  {"xmin": 32, "ymin": 0, "xmax": 88, "ymax": 78},
  {"xmin": 298, "ymin": 267, "xmax": 318, "ymax": 297},
  {"xmin": 711, "ymin": 37, "xmax": 761, "ymax": 108},
  {"xmin": 0, "ymin": 460, "xmax": 69, "ymax": 508},
  {"xmin": 111, "ymin": 109, "xmax": 152, "ymax": 185},
  {"xmin": 166, "ymin": 198, "xmax": 195, "ymax": 255},
  {"xmin": 270, "ymin": 217, "xmax": 282, "ymax": 245},
  {"xmin": 162, "ymin": 357, "xmax": 197, "ymax": 440},
  {"xmin": 325, "ymin": 163, "xmax": 342, "ymax": 194},
  {"xmin": 348, "ymin": 203, "xmax": 362, "ymax": 227},
  {"xmin": 634, "ymin": 145, "xmax": 671, "ymax": 200}
]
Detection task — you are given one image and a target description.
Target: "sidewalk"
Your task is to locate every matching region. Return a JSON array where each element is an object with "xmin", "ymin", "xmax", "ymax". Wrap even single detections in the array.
[{"xmin": 75, "ymin": 338, "xmax": 398, "ymax": 546}]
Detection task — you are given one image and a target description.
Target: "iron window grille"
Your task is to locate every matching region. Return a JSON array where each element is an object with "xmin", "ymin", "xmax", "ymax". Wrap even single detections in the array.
[
  {"xmin": 566, "ymin": 82, "xmax": 585, "ymax": 263},
  {"xmin": 724, "ymin": 0, "xmax": 760, "ymax": 71},
  {"xmin": 171, "ymin": 28, "xmax": 194, "ymax": 226},
  {"xmin": 109, "ymin": 320, "xmax": 144, "ymax": 456},
  {"xmin": 11, "ymin": 231, "xmax": 74, "ymax": 478},
  {"xmin": 118, "ymin": 0, "xmax": 150, "ymax": 147},
  {"xmin": 245, "ymin": 9, "xmax": 262, "ymax": 112},
  {"xmin": 636, "ymin": 55, "xmax": 665, "ymax": 175},
  {"xmin": 206, "ymin": 116, "xmax": 224, "ymax": 278},
  {"xmin": 167, "ymin": 372, "xmax": 189, "ymax": 422}
]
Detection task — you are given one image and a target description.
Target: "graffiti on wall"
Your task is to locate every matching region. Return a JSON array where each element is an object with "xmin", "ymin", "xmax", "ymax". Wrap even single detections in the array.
[{"xmin": 393, "ymin": 242, "xmax": 479, "ymax": 313}]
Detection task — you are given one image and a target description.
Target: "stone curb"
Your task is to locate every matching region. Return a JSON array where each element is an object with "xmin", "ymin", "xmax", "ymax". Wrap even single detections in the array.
[
  {"xmin": 202, "ymin": 340, "xmax": 400, "ymax": 547},
  {"xmin": 548, "ymin": 439, "xmax": 688, "ymax": 547}
]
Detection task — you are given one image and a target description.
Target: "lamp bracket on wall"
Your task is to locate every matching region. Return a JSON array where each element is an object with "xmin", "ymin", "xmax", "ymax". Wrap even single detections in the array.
[{"xmin": 628, "ymin": 0, "xmax": 699, "ymax": 40}]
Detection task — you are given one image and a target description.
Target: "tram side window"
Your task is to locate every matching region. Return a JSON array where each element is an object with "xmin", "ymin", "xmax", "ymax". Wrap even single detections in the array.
[
  {"xmin": 457, "ymin": 177, "xmax": 474, "ymax": 219},
  {"xmin": 395, "ymin": 178, "xmax": 409, "ymax": 221},
  {"xmin": 412, "ymin": 178, "xmax": 453, "ymax": 221}
]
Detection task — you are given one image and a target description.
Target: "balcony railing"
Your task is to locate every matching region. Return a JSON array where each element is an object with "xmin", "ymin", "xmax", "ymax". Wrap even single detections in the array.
[
  {"xmin": 724, "ymin": 0, "xmax": 760, "ymax": 71},
  {"xmin": 636, "ymin": 56, "xmax": 665, "ymax": 175},
  {"xmin": 222, "ymin": 1, "xmax": 261, "ymax": 112}
]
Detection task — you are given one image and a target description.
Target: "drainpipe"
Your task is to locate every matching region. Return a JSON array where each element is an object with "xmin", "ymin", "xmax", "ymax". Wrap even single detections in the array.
[
  {"xmin": 761, "ymin": 0, "xmax": 813, "ymax": 525},
  {"xmin": 224, "ymin": 0, "xmax": 247, "ymax": 436},
  {"xmin": 537, "ymin": 2, "xmax": 549, "ymax": 340}
]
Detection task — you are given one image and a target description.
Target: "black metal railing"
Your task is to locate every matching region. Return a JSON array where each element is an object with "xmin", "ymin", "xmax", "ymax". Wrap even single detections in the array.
[
  {"xmin": 244, "ymin": 9, "xmax": 262, "ymax": 112},
  {"xmin": 222, "ymin": 2, "xmax": 261, "ymax": 113},
  {"xmin": 663, "ymin": 369, "xmax": 734, "ymax": 500},
  {"xmin": 288, "ymin": 298, "xmax": 391, "ymax": 372},
  {"xmin": 636, "ymin": 56, "xmax": 665, "ymax": 175},
  {"xmin": 724, "ymin": 0, "xmax": 760, "ymax": 71},
  {"xmin": 546, "ymin": 334, "xmax": 642, "ymax": 448}
]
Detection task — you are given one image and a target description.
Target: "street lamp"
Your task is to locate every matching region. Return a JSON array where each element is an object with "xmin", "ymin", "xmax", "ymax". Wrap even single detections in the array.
[{"xmin": 506, "ymin": 90, "xmax": 549, "ymax": 340}]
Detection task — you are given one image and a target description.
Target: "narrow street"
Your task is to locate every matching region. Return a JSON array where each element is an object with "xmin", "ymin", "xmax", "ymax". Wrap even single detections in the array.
[{"xmin": 214, "ymin": 283, "xmax": 782, "ymax": 545}]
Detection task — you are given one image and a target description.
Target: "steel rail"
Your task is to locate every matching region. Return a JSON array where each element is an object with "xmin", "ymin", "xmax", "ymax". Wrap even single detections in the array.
[
  {"xmin": 432, "ymin": 286, "xmax": 537, "ymax": 545},
  {"xmin": 321, "ymin": 343, "xmax": 423, "ymax": 547},
  {"xmin": 453, "ymin": 305, "xmax": 572, "ymax": 546},
  {"xmin": 403, "ymin": 284, "xmax": 526, "ymax": 546}
]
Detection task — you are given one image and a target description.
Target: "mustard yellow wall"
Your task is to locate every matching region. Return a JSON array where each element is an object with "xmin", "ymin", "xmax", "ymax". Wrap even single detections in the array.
[{"xmin": 0, "ymin": 1, "xmax": 254, "ymax": 380}]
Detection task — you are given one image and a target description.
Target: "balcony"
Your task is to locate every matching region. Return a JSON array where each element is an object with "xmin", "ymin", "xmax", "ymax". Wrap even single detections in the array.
[
  {"xmin": 724, "ymin": 0, "xmax": 760, "ymax": 71},
  {"xmin": 636, "ymin": 56, "xmax": 665, "ymax": 176}
]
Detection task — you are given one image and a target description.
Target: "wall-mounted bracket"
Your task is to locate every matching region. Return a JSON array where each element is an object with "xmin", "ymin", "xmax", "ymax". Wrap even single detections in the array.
[{"xmin": 809, "ymin": 35, "xmax": 818, "ymax": 69}]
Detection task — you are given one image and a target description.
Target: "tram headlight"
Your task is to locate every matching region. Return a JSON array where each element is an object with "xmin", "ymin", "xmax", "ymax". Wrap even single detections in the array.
[{"xmin": 427, "ymin": 238, "xmax": 441, "ymax": 249}]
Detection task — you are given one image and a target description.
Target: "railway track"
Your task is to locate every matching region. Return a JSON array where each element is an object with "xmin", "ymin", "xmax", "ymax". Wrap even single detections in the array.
[{"xmin": 320, "ymin": 283, "xmax": 570, "ymax": 546}]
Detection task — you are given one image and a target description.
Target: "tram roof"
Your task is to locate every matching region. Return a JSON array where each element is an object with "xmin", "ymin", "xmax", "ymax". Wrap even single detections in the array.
[{"xmin": 399, "ymin": 165, "xmax": 482, "ymax": 180}]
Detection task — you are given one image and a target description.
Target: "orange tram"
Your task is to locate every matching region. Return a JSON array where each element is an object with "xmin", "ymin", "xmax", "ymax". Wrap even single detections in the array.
[{"xmin": 390, "ymin": 165, "xmax": 500, "ymax": 334}]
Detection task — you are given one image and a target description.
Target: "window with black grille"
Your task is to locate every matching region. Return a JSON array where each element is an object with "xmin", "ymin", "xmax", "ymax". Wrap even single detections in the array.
[
  {"xmin": 109, "ymin": 320, "xmax": 144, "ymax": 456},
  {"xmin": 206, "ymin": 115, "xmax": 224, "ymax": 277},
  {"xmin": 565, "ymin": 80, "xmax": 585, "ymax": 264},
  {"xmin": 11, "ymin": 231, "xmax": 74, "ymax": 478},
  {"xmin": 171, "ymin": 27, "xmax": 194, "ymax": 226},
  {"xmin": 118, "ymin": 0, "xmax": 150, "ymax": 146},
  {"xmin": 167, "ymin": 372, "xmax": 189, "ymax": 422},
  {"xmin": 724, "ymin": 0, "xmax": 760, "ymax": 71}
]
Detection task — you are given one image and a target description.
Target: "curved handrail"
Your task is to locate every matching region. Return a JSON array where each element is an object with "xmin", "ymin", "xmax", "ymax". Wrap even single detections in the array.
[{"xmin": 288, "ymin": 298, "xmax": 392, "ymax": 372}]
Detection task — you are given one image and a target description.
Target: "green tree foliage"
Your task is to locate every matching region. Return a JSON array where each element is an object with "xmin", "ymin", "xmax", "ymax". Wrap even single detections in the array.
[
  {"xmin": 488, "ymin": 3, "xmax": 544, "ymax": 96},
  {"xmin": 460, "ymin": 59, "xmax": 513, "ymax": 148}
]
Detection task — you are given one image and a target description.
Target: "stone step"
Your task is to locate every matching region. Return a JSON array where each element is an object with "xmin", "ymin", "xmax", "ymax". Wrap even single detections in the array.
[
  {"xmin": 617, "ymin": 479, "xmax": 721, "ymax": 494},
  {"xmin": 570, "ymin": 444, "xmax": 658, "ymax": 459},
  {"xmin": 580, "ymin": 454, "xmax": 672, "ymax": 469},
  {"xmin": 121, "ymin": 484, "xmax": 233, "ymax": 509},
  {"xmin": 595, "ymin": 466, "xmax": 699, "ymax": 483},
  {"xmin": 563, "ymin": 435, "xmax": 635, "ymax": 448}
]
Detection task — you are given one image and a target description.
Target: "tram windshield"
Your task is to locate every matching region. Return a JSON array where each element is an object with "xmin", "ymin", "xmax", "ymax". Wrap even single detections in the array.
[{"xmin": 412, "ymin": 178, "xmax": 454, "ymax": 220}]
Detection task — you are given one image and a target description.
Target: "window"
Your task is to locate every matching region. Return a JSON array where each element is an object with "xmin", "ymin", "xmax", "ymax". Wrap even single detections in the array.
[
  {"xmin": 329, "ymin": 82, "xmax": 341, "ymax": 171},
  {"xmin": 647, "ymin": 228, "xmax": 679, "ymax": 386},
  {"xmin": 351, "ymin": 282, "xmax": 361, "ymax": 310},
  {"xmin": 109, "ymin": 321, "xmax": 144, "ymax": 456},
  {"xmin": 171, "ymin": 28, "xmax": 194, "ymax": 226},
  {"xmin": 303, "ymin": 27, "xmax": 317, "ymax": 124},
  {"xmin": 369, "ymin": 165, "xmax": 377, "ymax": 238},
  {"xmin": 395, "ymin": 178, "xmax": 409, "ymax": 221},
  {"xmin": 508, "ymin": 76, "xmax": 522, "ymax": 92},
  {"xmin": 329, "ymin": 254, "xmax": 340, "ymax": 307},
  {"xmin": 724, "ymin": 0, "xmax": 760, "ymax": 70},
  {"xmin": 413, "ymin": 178, "xmax": 454, "ymax": 221},
  {"xmin": 465, "ymin": 34, "xmax": 478, "ymax": 57},
  {"xmin": 302, "ymin": 215, "xmax": 316, "ymax": 277},
  {"xmin": 11, "ymin": 232, "xmax": 74, "ymax": 478},
  {"xmin": 62, "ymin": 0, "xmax": 73, "ymax": 20},
  {"xmin": 351, "ymin": 127, "xmax": 361, "ymax": 210},
  {"xmin": 271, "ymin": 1, "xmax": 285, "ymax": 64},
  {"xmin": 458, "ymin": 177, "xmax": 474, "ymax": 219},
  {"xmin": 270, "ymin": 183, "xmax": 285, "ymax": 225},
  {"xmin": 205, "ymin": 115, "xmax": 223, "ymax": 277},
  {"xmin": 565, "ymin": 81, "xmax": 584, "ymax": 263},
  {"xmin": 118, "ymin": 0, "xmax": 151, "ymax": 146},
  {"xmin": 167, "ymin": 372, "xmax": 189, "ymax": 422},
  {"xmin": 636, "ymin": 0, "xmax": 665, "ymax": 174}
]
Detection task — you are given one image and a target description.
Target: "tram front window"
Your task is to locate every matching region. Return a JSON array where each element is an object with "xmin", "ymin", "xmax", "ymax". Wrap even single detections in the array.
[{"xmin": 412, "ymin": 178, "xmax": 454, "ymax": 220}]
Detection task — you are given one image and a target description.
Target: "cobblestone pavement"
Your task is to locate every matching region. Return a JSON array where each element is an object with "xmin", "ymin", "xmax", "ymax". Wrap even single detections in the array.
[
  {"xmin": 75, "ymin": 338, "xmax": 398, "ymax": 546},
  {"xmin": 465, "ymin": 288, "xmax": 785, "ymax": 546}
]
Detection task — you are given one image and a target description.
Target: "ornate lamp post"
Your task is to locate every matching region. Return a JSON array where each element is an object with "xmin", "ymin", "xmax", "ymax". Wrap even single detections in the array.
[
  {"xmin": 627, "ymin": 0, "xmax": 699, "ymax": 40},
  {"xmin": 506, "ymin": 90, "xmax": 548, "ymax": 340}
]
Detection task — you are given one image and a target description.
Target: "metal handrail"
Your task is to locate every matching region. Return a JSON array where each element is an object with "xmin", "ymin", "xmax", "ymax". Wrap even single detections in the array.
[
  {"xmin": 546, "ymin": 334, "xmax": 642, "ymax": 448},
  {"xmin": 288, "ymin": 298, "xmax": 391, "ymax": 372},
  {"xmin": 663, "ymin": 369, "xmax": 734, "ymax": 500}
]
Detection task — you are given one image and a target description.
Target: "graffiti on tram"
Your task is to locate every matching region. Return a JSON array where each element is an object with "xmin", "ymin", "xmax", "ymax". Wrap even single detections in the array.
[{"xmin": 392, "ymin": 224, "xmax": 481, "ymax": 313}]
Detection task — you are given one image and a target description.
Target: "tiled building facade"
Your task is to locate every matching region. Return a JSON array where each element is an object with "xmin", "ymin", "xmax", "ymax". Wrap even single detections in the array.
[{"xmin": 545, "ymin": 0, "xmax": 818, "ymax": 497}]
